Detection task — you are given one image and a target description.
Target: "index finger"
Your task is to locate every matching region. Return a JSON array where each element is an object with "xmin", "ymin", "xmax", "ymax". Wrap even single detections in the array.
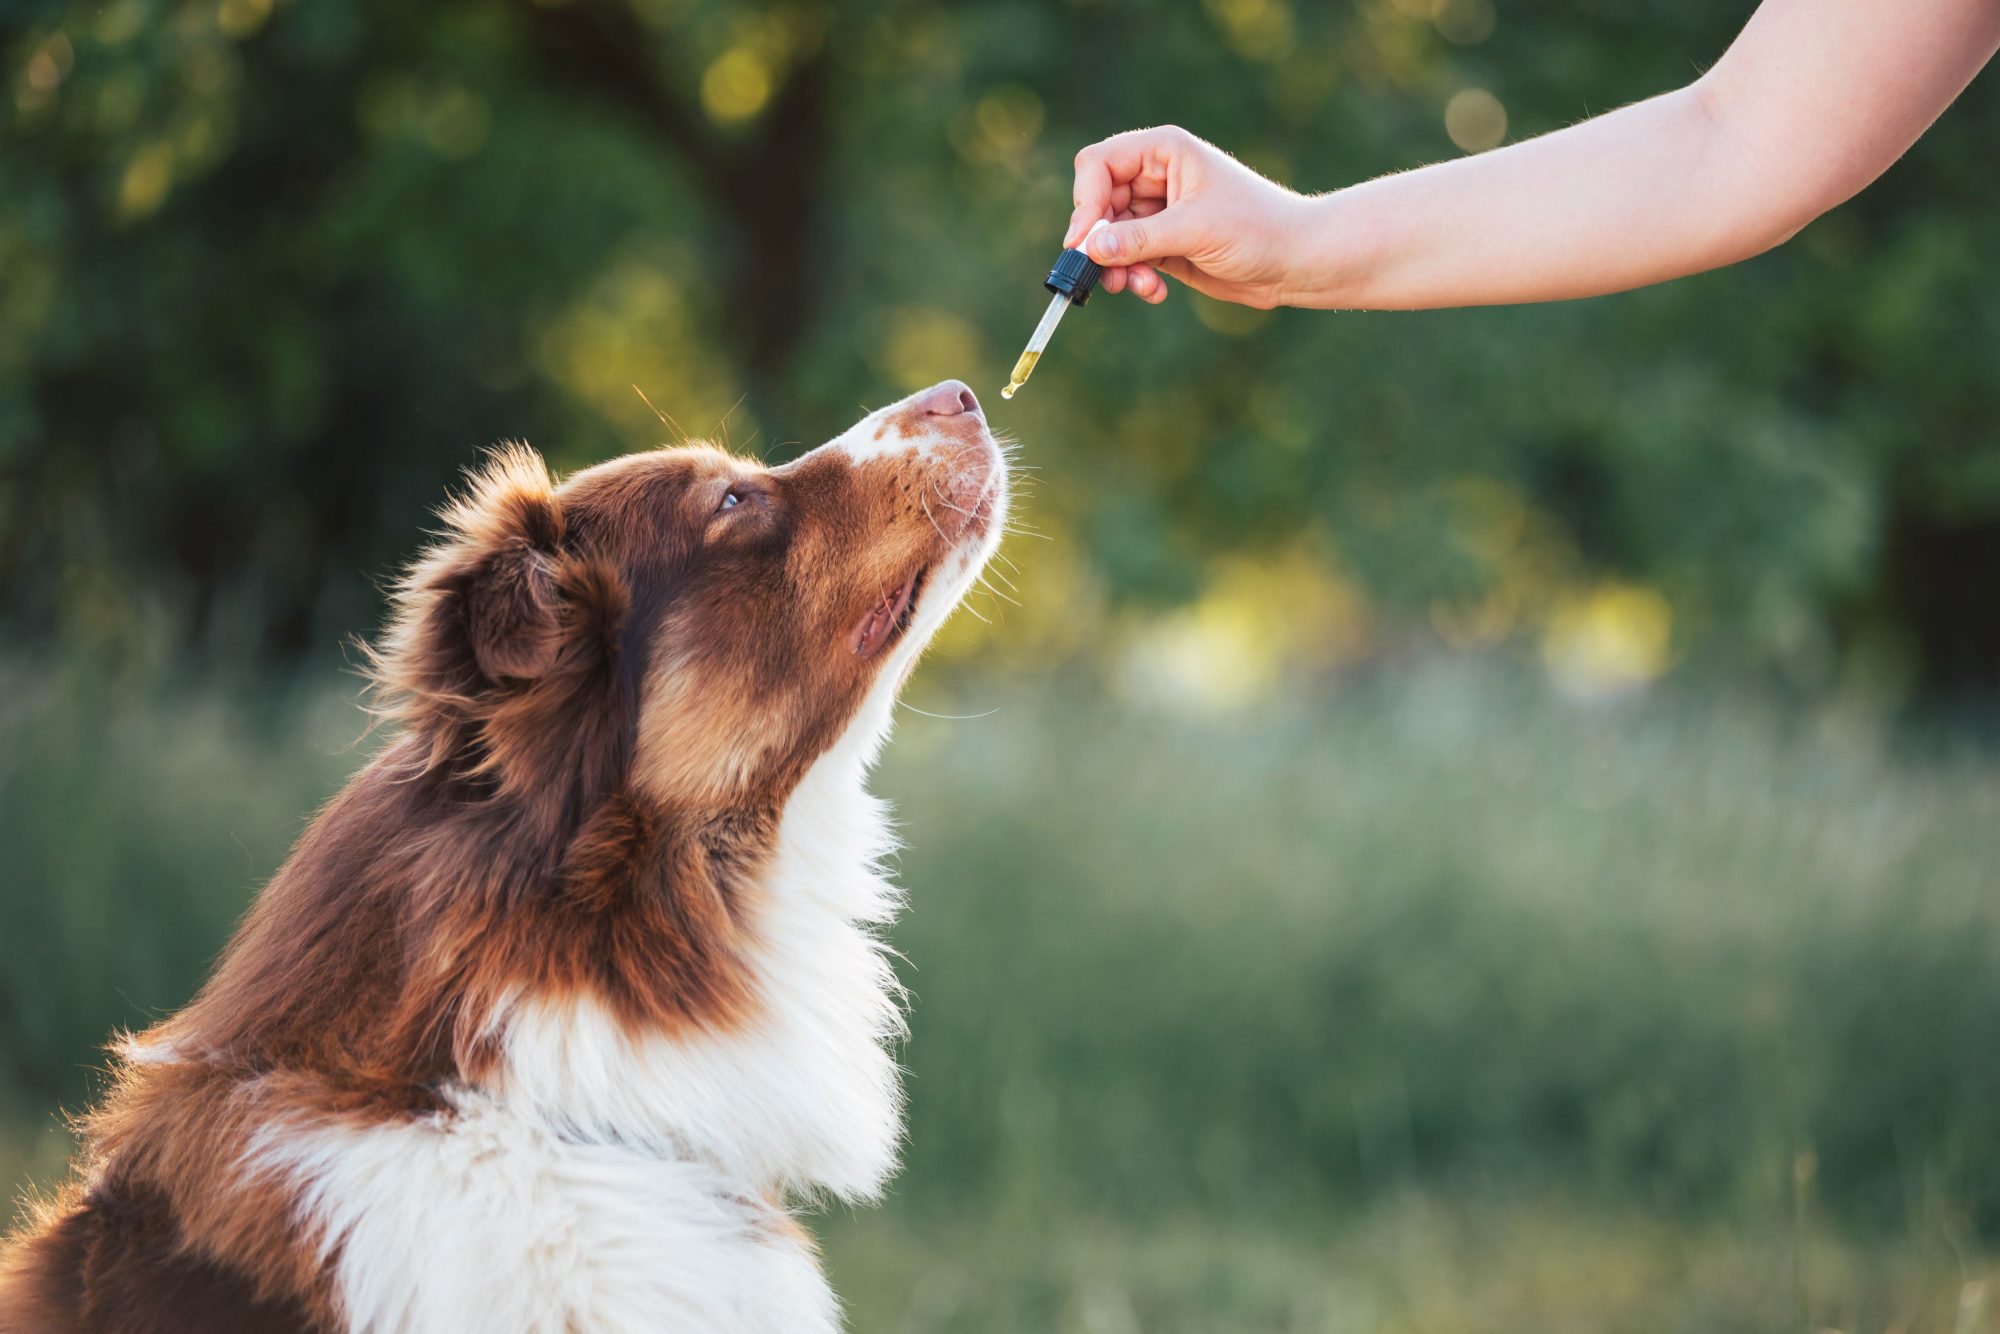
[{"xmin": 1063, "ymin": 126, "xmax": 1185, "ymax": 248}]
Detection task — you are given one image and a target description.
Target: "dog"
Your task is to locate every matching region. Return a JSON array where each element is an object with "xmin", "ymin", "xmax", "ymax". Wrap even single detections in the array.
[{"xmin": 0, "ymin": 380, "xmax": 1006, "ymax": 1333}]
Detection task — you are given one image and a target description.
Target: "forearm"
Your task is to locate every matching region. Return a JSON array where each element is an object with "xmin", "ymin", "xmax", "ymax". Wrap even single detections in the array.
[
  {"xmin": 1294, "ymin": 85, "xmax": 1803, "ymax": 311},
  {"xmin": 1292, "ymin": 0, "xmax": 2000, "ymax": 312}
]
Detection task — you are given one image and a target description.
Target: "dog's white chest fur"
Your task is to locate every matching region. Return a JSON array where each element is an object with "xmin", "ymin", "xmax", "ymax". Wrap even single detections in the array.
[
  {"xmin": 490, "ymin": 739, "xmax": 908, "ymax": 1200},
  {"xmin": 254, "ymin": 715, "xmax": 908, "ymax": 1334}
]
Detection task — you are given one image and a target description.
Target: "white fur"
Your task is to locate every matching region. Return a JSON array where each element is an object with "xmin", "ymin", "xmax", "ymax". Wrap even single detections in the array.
[
  {"xmin": 115, "ymin": 1031, "xmax": 182, "ymax": 1065},
  {"xmin": 820, "ymin": 407, "xmax": 926, "ymax": 464},
  {"xmin": 245, "ymin": 391, "xmax": 1006, "ymax": 1333},
  {"xmin": 486, "ymin": 778, "xmax": 909, "ymax": 1200},
  {"xmin": 246, "ymin": 1091, "xmax": 837, "ymax": 1334}
]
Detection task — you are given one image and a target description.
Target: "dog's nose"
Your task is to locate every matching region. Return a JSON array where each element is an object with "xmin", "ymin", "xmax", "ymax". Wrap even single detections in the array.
[{"xmin": 915, "ymin": 380, "xmax": 980, "ymax": 418}]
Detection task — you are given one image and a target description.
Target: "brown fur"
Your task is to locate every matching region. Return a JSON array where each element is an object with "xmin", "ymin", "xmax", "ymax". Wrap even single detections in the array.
[{"xmin": 1, "ymin": 418, "xmax": 995, "ymax": 1333}]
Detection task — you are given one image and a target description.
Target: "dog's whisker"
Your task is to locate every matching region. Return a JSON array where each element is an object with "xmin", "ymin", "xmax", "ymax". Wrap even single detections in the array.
[
  {"xmin": 975, "ymin": 574, "xmax": 1021, "ymax": 608},
  {"xmin": 918, "ymin": 488, "xmax": 951, "ymax": 546},
  {"xmin": 632, "ymin": 385, "xmax": 688, "ymax": 444},
  {"xmin": 897, "ymin": 701, "xmax": 1001, "ymax": 721}
]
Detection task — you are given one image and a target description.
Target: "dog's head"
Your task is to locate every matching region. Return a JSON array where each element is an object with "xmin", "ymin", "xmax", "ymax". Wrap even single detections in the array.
[{"xmin": 370, "ymin": 380, "xmax": 1006, "ymax": 815}]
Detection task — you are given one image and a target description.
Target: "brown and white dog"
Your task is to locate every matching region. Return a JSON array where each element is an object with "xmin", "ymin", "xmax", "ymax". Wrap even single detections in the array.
[{"xmin": 0, "ymin": 381, "xmax": 1007, "ymax": 1333}]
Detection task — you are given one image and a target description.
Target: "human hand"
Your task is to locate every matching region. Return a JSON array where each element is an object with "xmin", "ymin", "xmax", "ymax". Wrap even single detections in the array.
[{"xmin": 1064, "ymin": 126, "xmax": 1311, "ymax": 308}]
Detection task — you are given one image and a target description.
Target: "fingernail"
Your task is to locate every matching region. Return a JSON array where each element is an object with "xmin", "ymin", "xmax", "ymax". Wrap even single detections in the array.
[{"xmin": 1091, "ymin": 227, "xmax": 1120, "ymax": 260}]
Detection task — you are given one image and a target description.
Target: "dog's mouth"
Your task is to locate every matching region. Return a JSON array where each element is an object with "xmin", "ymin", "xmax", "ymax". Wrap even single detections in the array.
[{"xmin": 850, "ymin": 566, "xmax": 927, "ymax": 659}]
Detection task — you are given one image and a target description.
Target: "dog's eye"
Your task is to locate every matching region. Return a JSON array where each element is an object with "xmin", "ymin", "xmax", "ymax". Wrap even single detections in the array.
[{"xmin": 718, "ymin": 489, "xmax": 742, "ymax": 512}]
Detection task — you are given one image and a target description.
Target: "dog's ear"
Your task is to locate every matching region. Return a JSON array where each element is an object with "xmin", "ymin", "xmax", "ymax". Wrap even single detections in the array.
[
  {"xmin": 437, "ymin": 443, "xmax": 566, "ymax": 685},
  {"xmin": 368, "ymin": 444, "xmax": 587, "ymax": 726},
  {"xmin": 462, "ymin": 522, "xmax": 560, "ymax": 683}
]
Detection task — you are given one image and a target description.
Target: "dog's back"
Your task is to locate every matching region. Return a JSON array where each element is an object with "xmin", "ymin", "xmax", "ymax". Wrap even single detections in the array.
[{"xmin": 2, "ymin": 1184, "xmax": 317, "ymax": 1334}]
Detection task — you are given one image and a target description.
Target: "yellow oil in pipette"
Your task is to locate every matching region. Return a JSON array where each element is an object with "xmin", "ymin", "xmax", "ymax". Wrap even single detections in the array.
[
  {"xmin": 1002, "ymin": 351, "xmax": 1040, "ymax": 397},
  {"xmin": 1000, "ymin": 351, "xmax": 1039, "ymax": 400}
]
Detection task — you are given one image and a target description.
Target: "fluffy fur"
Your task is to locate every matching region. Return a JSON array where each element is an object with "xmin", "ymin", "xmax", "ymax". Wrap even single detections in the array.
[{"xmin": 0, "ymin": 381, "xmax": 1007, "ymax": 1333}]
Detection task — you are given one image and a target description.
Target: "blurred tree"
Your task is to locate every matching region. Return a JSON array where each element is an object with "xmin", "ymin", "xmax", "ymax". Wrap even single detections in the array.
[{"xmin": 1, "ymin": 0, "xmax": 1995, "ymax": 697}]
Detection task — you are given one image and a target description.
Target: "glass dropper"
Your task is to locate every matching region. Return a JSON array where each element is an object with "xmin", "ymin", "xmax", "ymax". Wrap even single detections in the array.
[
  {"xmin": 1000, "ymin": 226, "xmax": 1105, "ymax": 400},
  {"xmin": 1001, "ymin": 291, "xmax": 1072, "ymax": 400}
]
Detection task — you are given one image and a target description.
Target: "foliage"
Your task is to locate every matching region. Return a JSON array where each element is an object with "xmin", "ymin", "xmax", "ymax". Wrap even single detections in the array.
[{"xmin": 3, "ymin": 0, "xmax": 1998, "ymax": 697}]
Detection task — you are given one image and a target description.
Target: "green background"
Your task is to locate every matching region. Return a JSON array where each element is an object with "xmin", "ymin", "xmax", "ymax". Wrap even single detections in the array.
[{"xmin": 4, "ymin": 0, "xmax": 1999, "ymax": 1327}]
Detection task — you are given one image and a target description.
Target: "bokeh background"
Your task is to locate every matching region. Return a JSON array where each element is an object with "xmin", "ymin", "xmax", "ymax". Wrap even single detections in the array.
[{"xmin": 5, "ymin": 0, "xmax": 2000, "ymax": 1328}]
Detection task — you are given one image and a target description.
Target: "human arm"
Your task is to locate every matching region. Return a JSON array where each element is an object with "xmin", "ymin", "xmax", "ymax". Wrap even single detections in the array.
[{"xmin": 1065, "ymin": 0, "xmax": 2000, "ymax": 309}]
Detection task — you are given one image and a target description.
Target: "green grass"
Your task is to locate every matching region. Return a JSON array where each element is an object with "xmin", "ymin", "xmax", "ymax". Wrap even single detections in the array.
[
  {"xmin": 6, "ymin": 656, "xmax": 2000, "ymax": 1326},
  {"xmin": 824, "ymin": 1197, "xmax": 1998, "ymax": 1334}
]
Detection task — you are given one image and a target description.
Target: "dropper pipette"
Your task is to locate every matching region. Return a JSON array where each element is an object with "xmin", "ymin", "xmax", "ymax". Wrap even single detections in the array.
[{"xmin": 1000, "ymin": 222, "xmax": 1106, "ymax": 400}]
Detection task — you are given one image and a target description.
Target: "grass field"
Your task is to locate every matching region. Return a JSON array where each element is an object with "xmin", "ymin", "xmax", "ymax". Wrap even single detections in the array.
[
  {"xmin": 825, "ymin": 1200, "xmax": 1995, "ymax": 1333},
  {"xmin": 5, "ymin": 656, "xmax": 1998, "ymax": 1328}
]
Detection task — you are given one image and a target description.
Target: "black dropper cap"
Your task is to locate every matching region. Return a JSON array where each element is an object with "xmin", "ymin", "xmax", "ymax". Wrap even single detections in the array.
[{"xmin": 1044, "ymin": 246, "xmax": 1103, "ymax": 306}]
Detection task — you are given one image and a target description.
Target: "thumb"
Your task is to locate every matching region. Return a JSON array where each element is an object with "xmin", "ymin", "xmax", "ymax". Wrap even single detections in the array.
[{"xmin": 1083, "ymin": 210, "xmax": 1197, "ymax": 267}]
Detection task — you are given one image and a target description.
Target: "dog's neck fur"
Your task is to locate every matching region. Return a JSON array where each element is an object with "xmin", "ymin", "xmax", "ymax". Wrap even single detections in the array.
[{"xmin": 481, "ymin": 686, "xmax": 909, "ymax": 1199}]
